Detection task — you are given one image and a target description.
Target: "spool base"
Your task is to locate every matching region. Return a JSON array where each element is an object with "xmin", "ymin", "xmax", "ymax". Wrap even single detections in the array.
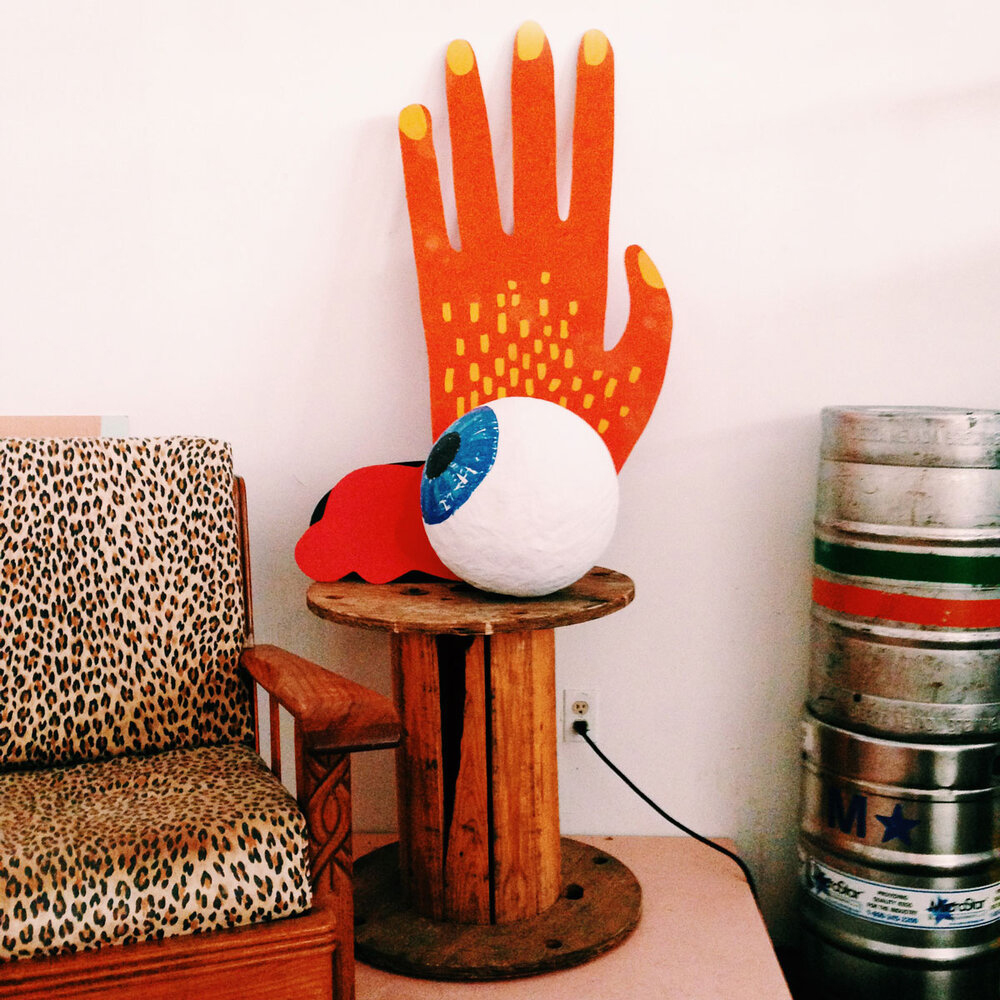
[{"xmin": 353, "ymin": 838, "xmax": 642, "ymax": 980}]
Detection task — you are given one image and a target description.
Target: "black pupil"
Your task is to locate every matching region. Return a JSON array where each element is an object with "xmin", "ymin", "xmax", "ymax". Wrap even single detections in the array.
[{"xmin": 425, "ymin": 432, "xmax": 461, "ymax": 479}]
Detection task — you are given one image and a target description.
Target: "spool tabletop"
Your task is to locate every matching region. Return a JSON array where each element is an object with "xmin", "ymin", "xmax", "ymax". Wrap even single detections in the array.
[{"xmin": 306, "ymin": 566, "xmax": 634, "ymax": 636}]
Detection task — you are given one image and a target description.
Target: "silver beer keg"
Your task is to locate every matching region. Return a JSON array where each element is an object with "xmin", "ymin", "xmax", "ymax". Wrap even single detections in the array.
[
  {"xmin": 799, "ymin": 713, "xmax": 1000, "ymax": 998},
  {"xmin": 810, "ymin": 407, "xmax": 1000, "ymax": 738}
]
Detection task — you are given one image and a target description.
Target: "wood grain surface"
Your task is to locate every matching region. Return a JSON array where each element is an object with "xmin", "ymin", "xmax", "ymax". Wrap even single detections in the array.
[{"xmin": 307, "ymin": 567, "xmax": 634, "ymax": 636}]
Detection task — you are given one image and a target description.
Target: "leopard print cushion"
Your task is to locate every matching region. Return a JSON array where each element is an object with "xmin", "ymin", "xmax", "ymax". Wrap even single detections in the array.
[
  {"xmin": 0, "ymin": 437, "xmax": 254, "ymax": 767},
  {"xmin": 0, "ymin": 743, "xmax": 311, "ymax": 960}
]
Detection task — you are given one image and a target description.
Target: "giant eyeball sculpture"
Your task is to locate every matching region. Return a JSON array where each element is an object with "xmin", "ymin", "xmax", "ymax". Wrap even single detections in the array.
[{"xmin": 420, "ymin": 397, "xmax": 619, "ymax": 597}]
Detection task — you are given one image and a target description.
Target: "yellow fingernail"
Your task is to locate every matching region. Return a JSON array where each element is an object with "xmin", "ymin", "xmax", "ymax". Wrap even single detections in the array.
[
  {"xmin": 447, "ymin": 39, "xmax": 475, "ymax": 76},
  {"xmin": 516, "ymin": 21, "xmax": 546, "ymax": 61},
  {"xmin": 399, "ymin": 105, "xmax": 427, "ymax": 141},
  {"xmin": 637, "ymin": 250, "xmax": 665, "ymax": 289},
  {"xmin": 582, "ymin": 29, "xmax": 609, "ymax": 67}
]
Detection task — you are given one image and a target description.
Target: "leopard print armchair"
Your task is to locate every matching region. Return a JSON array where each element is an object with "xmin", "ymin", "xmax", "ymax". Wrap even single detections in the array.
[{"xmin": 0, "ymin": 437, "xmax": 400, "ymax": 1000}]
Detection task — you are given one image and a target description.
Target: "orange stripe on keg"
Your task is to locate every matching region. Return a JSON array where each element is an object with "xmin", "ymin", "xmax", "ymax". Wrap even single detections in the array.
[{"xmin": 812, "ymin": 577, "xmax": 1000, "ymax": 629}]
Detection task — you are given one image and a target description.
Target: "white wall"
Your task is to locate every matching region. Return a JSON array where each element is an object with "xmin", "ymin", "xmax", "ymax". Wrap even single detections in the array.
[{"xmin": 3, "ymin": 1, "xmax": 999, "ymax": 944}]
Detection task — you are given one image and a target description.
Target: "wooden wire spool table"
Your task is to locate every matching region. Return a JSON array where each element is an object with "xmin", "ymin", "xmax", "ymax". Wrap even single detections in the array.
[{"xmin": 306, "ymin": 567, "xmax": 642, "ymax": 980}]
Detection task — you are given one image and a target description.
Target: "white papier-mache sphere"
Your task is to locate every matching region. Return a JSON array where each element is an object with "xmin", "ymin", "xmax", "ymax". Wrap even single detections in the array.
[{"xmin": 420, "ymin": 397, "xmax": 619, "ymax": 597}]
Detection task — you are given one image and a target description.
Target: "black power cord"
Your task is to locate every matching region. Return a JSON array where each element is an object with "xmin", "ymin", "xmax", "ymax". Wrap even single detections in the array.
[{"xmin": 572, "ymin": 719, "xmax": 761, "ymax": 906}]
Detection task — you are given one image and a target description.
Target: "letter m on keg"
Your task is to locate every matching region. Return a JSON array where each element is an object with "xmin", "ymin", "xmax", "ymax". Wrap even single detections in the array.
[{"xmin": 825, "ymin": 784, "xmax": 867, "ymax": 838}]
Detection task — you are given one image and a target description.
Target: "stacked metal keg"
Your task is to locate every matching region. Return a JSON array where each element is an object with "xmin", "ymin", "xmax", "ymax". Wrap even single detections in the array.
[{"xmin": 798, "ymin": 407, "xmax": 1000, "ymax": 999}]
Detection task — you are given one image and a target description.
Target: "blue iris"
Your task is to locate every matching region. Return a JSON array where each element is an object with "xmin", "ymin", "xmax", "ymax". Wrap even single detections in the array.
[{"xmin": 420, "ymin": 406, "xmax": 499, "ymax": 525}]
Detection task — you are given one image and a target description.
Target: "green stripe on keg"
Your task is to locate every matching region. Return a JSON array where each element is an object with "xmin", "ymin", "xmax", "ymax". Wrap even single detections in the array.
[{"xmin": 815, "ymin": 539, "xmax": 1000, "ymax": 587}]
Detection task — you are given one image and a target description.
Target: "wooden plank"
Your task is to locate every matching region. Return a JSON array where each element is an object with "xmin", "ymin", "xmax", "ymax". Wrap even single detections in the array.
[
  {"xmin": 489, "ymin": 630, "xmax": 561, "ymax": 923},
  {"xmin": 391, "ymin": 633, "xmax": 446, "ymax": 920},
  {"xmin": 528, "ymin": 630, "xmax": 562, "ymax": 909},
  {"xmin": 269, "ymin": 691, "xmax": 282, "ymax": 777},
  {"xmin": 442, "ymin": 637, "xmax": 491, "ymax": 922},
  {"xmin": 307, "ymin": 568, "xmax": 634, "ymax": 636},
  {"xmin": 242, "ymin": 645, "xmax": 400, "ymax": 753},
  {"xmin": 0, "ymin": 903, "xmax": 337, "ymax": 1000}
]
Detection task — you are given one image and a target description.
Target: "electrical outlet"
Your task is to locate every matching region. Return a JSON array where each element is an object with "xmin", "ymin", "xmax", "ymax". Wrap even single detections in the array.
[{"xmin": 563, "ymin": 688, "xmax": 597, "ymax": 742}]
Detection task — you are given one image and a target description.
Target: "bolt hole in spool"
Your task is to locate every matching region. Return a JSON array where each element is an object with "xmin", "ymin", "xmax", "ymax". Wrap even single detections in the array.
[
  {"xmin": 545, "ymin": 939, "xmax": 564, "ymax": 950},
  {"xmin": 564, "ymin": 883, "xmax": 585, "ymax": 900}
]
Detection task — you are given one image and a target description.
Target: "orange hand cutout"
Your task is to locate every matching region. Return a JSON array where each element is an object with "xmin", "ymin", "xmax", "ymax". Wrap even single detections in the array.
[{"xmin": 399, "ymin": 22, "xmax": 672, "ymax": 471}]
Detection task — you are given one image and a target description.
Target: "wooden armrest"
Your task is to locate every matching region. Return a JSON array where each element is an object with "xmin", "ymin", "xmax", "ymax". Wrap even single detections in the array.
[{"xmin": 242, "ymin": 643, "xmax": 401, "ymax": 753}]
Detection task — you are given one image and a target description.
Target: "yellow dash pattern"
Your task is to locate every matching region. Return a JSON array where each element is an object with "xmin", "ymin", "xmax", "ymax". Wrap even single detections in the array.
[
  {"xmin": 480, "ymin": 334, "xmax": 490, "ymax": 353},
  {"xmin": 629, "ymin": 366, "xmax": 642, "ymax": 383},
  {"xmin": 508, "ymin": 279, "xmax": 517, "ymax": 290},
  {"xmin": 496, "ymin": 293, "xmax": 506, "ymax": 307},
  {"xmin": 583, "ymin": 394, "xmax": 595, "ymax": 409},
  {"xmin": 442, "ymin": 302, "xmax": 452, "ymax": 322},
  {"xmin": 519, "ymin": 319, "xmax": 530, "ymax": 338},
  {"xmin": 522, "ymin": 353, "xmax": 531, "ymax": 369},
  {"xmin": 497, "ymin": 313, "xmax": 507, "ymax": 334},
  {"xmin": 483, "ymin": 376, "xmax": 493, "ymax": 395},
  {"xmin": 525, "ymin": 379, "xmax": 535, "ymax": 395},
  {"xmin": 558, "ymin": 396, "xmax": 568, "ymax": 407},
  {"xmin": 572, "ymin": 376, "xmax": 583, "ymax": 391},
  {"xmin": 508, "ymin": 343, "xmax": 518, "ymax": 361},
  {"xmin": 605, "ymin": 378, "xmax": 618, "ymax": 399},
  {"xmin": 512, "ymin": 293, "xmax": 521, "ymax": 306},
  {"xmin": 598, "ymin": 418, "xmax": 609, "ymax": 434},
  {"xmin": 470, "ymin": 390, "xmax": 479, "ymax": 408},
  {"xmin": 456, "ymin": 338, "xmax": 465, "ymax": 356},
  {"xmin": 560, "ymin": 320, "xmax": 569, "ymax": 338},
  {"xmin": 564, "ymin": 348, "xmax": 575, "ymax": 369},
  {"xmin": 534, "ymin": 338, "xmax": 543, "ymax": 354},
  {"xmin": 469, "ymin": 362, "xmax": 480, "ymax": 382},
  {"xmin": 510, "ymin": 368, "xmax": 520, "ymax": 387},
  {"xmin": 537, "ymin": 362, "xmax": 547, "ymax": 379},
  {"xmin": 620, "ymin": 405, "xmax": 630, "ymax": 417},
  {"xmin": 497, "ymin": 386, "xmax": 507, "ymax": 398},
  {"xmin": 568, "ymin": 301, "xmax": 578, "ymax": 315},
  {"xmin": 540, "ymin": 271, "xmax": 551, "ymax": 284},
  {"xmin": 549, "ymin": 343, "xmax": 559, "ymax": 361},
  {"xmin": 470, "ymin": 302, "xmax": 480, "ymax": 322},
  {"xmin": 495, "ymin": 357, "xmax": 505, "ymax": 376},
  {"xmin": 444, "ymin": 368, "xmax": 454, "ymax": 392},
  {"xmin": 592, "ymin": 370, "xmax": 603, "ymax": 380},
  {"xmin": 548, "ymin": 378, "xmax": 561, "ymax": 392},
  {"xmin": 457, "ymin": 396, "xmax": 466, "ymax": 417},
  {"xmin": 539, "ymin": 299, "xmax": 549, "ymax": 317}
]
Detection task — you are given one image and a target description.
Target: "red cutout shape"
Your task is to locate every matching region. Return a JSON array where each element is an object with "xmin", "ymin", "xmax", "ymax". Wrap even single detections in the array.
[{"xmin": 295, "ymin": 463, "xmax": 459, "ymax": 584}]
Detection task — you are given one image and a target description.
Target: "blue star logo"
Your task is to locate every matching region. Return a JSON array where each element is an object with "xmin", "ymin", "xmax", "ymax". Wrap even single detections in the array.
[
  {"xmin": 807, "ymin": 864, "xmax": 833, "ymax": 895},
  {"xmin": 875, "ymin": 803, "xmax": 920, "ymax": 845},
  {"xmin": 928, "ymin": 897, "xmax": 955, "ymax": 924}
]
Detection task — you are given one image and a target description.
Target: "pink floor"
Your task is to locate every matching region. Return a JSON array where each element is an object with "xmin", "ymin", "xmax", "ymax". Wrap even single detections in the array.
[{"xmin": 354, "ymin": 834, "xmax": 792, "ymax": 999}]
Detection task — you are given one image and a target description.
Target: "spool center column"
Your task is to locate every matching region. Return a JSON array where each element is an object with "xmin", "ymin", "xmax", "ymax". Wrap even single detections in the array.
[{"xmin": 392, "ymin": 629, "xmax": 561, "ymax": 924}]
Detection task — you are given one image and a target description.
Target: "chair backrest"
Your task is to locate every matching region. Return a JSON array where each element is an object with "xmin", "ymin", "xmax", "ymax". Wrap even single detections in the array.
[{"xmin": 0, "ymin": 436, "xmax": 255, "ymax": 769}]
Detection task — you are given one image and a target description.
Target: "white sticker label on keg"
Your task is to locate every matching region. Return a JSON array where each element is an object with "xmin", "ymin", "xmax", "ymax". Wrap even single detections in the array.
[{"xmin": 802, "ymin": 859, "xmax": 1000, "ymax": 930}]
